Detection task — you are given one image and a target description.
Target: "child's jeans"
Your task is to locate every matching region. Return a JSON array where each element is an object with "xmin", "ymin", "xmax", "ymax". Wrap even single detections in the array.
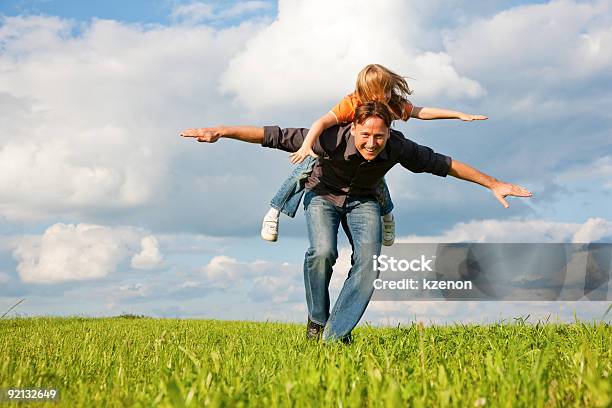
[{"xmin": 270, "ymin": 156, "xmax": 394, "ymax": 218}]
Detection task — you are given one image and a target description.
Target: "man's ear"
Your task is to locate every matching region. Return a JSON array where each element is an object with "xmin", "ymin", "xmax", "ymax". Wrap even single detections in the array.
[{"xmin": 350, "ymin": 122, "xmax": 356, "ymax": 137}]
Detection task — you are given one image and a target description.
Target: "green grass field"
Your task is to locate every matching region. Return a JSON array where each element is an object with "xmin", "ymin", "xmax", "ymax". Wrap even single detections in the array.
[{"xmin": 1, "ymin": 317, "xmax": 610, "ymax": 407}]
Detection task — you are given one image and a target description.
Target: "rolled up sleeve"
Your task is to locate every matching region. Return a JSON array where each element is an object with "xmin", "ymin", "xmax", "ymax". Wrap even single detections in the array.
[
  {"xmin": 399, "ymin": 139, "xmax": 452, "ymax": 177},
  {"xmin": 262, "ymin": 126, "xmax": 308, "ymax": 153},
  {"xmin": 262, "ymin": 126, "xmax": 327, "ymax": 156}
]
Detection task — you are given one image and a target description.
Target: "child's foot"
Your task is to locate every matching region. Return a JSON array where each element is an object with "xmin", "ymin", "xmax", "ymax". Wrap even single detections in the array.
[
  {"xmin": 261, "ymin": 211, "xmax": 279, "ymax": 242},
  {"xmin": 382, "ymin": 214, "xmax": 395, "ymax": 246}
]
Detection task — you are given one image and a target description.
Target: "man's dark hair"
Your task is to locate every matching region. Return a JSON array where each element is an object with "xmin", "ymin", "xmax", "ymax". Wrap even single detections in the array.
[{"xmin": 353, "ymin": 101, "xmax": 393, "ymax": 128}]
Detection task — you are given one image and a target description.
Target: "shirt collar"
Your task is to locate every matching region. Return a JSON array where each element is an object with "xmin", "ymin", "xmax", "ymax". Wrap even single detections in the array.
[
  {"xmin": 342, "ymin": 125, "xmax": 359, "ymax": 160},
  {"xmin": 375, "ymin": 144, "xmax": 389, "ymax": 160}
]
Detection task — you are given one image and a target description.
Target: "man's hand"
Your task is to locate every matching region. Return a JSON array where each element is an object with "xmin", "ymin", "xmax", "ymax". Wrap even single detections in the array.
[
  {"xmin": 180, "ymin": 126, "xmax": 264, "ymax": 144},
  {"xmin": 459, "ymin": 113, "xmax": 488, "ymax": 121},
  {"xmin": 180, "ymin": 128, "xmax": 222, "ymax": 143},
  {"xmin": 490, "ymin": 181, "xmax": 532, "ymax": 208}
]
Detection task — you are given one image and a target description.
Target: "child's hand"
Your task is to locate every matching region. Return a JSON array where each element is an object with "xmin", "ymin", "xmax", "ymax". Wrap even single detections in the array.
[
  {"xmin": 459, "ymin": 114, "xmax": 488, "ymax": 121},
  {"xmin": 289, "ymin": 146, "xmax": 318, "ymax": 164}
]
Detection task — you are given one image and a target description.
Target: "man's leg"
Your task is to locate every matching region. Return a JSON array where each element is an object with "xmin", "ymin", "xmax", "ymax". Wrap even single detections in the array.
[
  {"xmin": 323, "ymin": 196, "xmax": 381, "ymax": 341},
  {"xmin": 303, "ymin": 191, "xmax": 341, "ymax": 327}
]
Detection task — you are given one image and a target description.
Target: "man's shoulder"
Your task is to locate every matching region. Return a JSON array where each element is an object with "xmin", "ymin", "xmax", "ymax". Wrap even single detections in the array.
[
  {"xmin": 388, "ymin": 128, "xmax": 409, "ymax": 145},
  {"xmin": 329, "ymin": 123, "xmax": 351, "ymax": 133},
  {"xmin": 389, "ymin": 128, "xmax": 405, "ymax": 138},
  {"xmin": 384, "ymin": 129, "xmax": 416, "ymax": 160},
  {"xmin": 319, "ymin": 123, "xmax": 351, "ymax": 150}
]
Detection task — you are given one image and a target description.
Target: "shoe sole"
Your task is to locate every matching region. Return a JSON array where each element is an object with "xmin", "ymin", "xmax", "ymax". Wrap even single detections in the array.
[
  {"xmin": 382, "ymin": 219, "xmax": 394, "ymax": 246},
  {"xmin": 261, "ymin": 231, "xmax": 278, "ymax": 242}
]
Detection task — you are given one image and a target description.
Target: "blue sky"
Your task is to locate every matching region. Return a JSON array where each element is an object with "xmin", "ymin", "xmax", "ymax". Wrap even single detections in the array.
[
  {"xmin": 0, "ymin": 0, "xmax": 610, "ymax": 324},
  {"xmin": 0, "ymin": 0, "xmax": 278, "ymax": 26}
]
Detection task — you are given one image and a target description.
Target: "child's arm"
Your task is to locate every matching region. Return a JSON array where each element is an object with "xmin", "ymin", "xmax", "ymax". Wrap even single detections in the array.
[
  {"xmin": 289, "ymin": 112, "xmax": 337, "ymax": 164},
  {"xmin": 411, "ymin": 106, "xmax": 488, "ymax": 121}
]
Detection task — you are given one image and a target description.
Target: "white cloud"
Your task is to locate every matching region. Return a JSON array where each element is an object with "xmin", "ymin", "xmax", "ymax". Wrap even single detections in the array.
[
  {"xmin": 220, "ymin": 1, "xmax": 271, "ymax": 18},
  {"xmin": 220, "ymin": 0, "xmax": 484, "ymax": 112},
  {"xmin": 363, "ymin": 301, "xmax": 608, "ymax": 325},
  {"xmin": 119, "ymin": 283, "xmax": 151, "ymax": 297},
  {"xmin": 10, "ymin": 223, "xmax": 167, "ymax": 284},
  {"xmin": 12, "ymin": 223, "xmax": 136, "ymax": 283},
  {"xmin": 171, "ymin": 2, "xmax": 214, "ymax": 24},
  {"xmin": 171, "ymin": 1, "xmax": 270, "ymax": 24},
  {"xmin": 201, "ymin": 255, "xmax": 298, "ymax": 289},
  {"xmin": 131, "ymin": 235, "xmax": 163, "ymax": 269},
  {"xmin": 434, "ymin": 0, "xmax": 612, "ymax": 125},
  {"xmin": 444, "ymin": 0, "xmax": 612, "ymax": 81},
  {"xmin": 398, "ymin": 217, "xmax": 612, "ymax": 243},
  {"xmin": 0, "ymin": 272, "xmax": 10, "ymax": 284},
  {"xmin": 0, "ymin": 132, "xmax": 156, "ymax": 220},
  {"xmin": 249, "ymin": 274, "xmax": 302, "ymax": 303},
  {"xmin": 0, "ymin": 2, "xmax": 608, "ymax": 242},
  {"xmin": 557, "ymin": 155, "xmax": 612, "ymax": 190},
  {"xmin": 329, "ymin": 247, "xmax": 351, "ymax": 292},
  {"xmin": 0, "ymin": 2, "xmax": 609, "ymax": 322},
  {"xmin": 572, "ymin": 218, "xmax": 612, "ymax": 243},
  {"xmin": 0, "ymin": 236, "xmax": 14, "ymax": 252},
  {"xmin": 0, "ymin": 15, "xmax": 261, "ymax": 223},
  {"xmin": 202, "ymin": 255, "xmax": 252, "ymax": 284}
]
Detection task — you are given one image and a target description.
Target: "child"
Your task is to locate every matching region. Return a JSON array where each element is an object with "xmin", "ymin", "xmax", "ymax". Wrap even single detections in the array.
[{"xmin": 261, "ymin": 64, "xmax": 487, "ymax": 244}]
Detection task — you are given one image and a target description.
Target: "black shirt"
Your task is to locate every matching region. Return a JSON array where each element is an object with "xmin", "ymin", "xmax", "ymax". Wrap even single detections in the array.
[{"xmin": 262, "ymin": 124, "xmax": 452, "ymax": 207}]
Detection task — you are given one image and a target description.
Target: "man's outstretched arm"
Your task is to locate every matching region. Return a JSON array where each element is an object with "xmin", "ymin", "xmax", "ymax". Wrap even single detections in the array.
[
  {"xmin": 449, "ymin": 159, "xmax": 532, "ymax": 208},
  {"xmin": 180, "ymin": 126, "xmax": 264, "ymax": 144},
  {"xmin": 181, "ymin": 125, "xmax": 324, "ymax": 155}
]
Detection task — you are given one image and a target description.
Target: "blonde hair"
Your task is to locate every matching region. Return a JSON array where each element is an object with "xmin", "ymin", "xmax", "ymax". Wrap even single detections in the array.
[{"xmin": 355, "ymin": 64, "xmax": 412, "ymax": 120}]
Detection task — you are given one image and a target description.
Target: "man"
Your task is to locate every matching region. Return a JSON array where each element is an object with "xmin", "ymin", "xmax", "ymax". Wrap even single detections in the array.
[{"xmin": 180, "ymin": 101, "xmax": 532, "ymax": 342}]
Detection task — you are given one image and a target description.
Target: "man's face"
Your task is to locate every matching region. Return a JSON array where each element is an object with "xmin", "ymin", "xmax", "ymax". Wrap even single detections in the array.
[{"xmin": 351, "ymin": 116, "xmax": 390, "ymax": 161}]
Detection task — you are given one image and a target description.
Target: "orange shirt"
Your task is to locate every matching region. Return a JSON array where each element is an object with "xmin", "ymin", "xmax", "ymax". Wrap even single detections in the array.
[{"xmin": 329, "ymin": 92, "xmax": 414, "ymax": 124}]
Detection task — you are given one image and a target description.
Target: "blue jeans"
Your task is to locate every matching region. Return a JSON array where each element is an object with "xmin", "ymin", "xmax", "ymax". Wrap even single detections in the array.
[
  {"xmin": 303, "ymin": 191, "xmax": 382, "ymax": 341},
  {"xmin": 271, "ymin": 157, "xmax": 394, "ymax": 218}
]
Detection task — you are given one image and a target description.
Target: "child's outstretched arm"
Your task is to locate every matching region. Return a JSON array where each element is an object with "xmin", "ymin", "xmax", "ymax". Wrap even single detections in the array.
[
  {"xmin": 289, "ymin": 112, "xmax": 337, "ymax": 164},
  {"xmin": 411, "ymin": 106, "xmax": 488, "ymax": 121}
]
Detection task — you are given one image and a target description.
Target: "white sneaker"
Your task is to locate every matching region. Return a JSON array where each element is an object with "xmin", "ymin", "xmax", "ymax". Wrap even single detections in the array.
[
  {"xmin": 382, "ymin": 216, "xmax": 395, "ymax": 246},
  {"xmin": 261, "ymin": 215, "xmax": 279, "ymax": 242}
]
